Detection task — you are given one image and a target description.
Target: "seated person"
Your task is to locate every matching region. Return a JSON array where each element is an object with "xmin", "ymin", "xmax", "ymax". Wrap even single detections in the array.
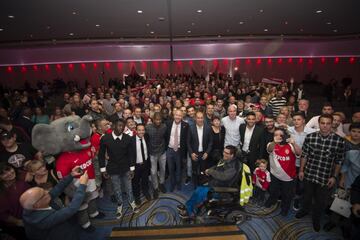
[{"xmin": 177, "ymin": 145, "xmax": 239, "ymax": 219}]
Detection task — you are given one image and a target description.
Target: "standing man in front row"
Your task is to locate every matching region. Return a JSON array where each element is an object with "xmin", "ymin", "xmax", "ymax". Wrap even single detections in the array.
[
  {"xmin": 296, "ymin": 114, "xmax": 345, "ymax": 232},
  {"xmin": 98, "ymin": 118, "xmax": 137, "ymax": 219},
  {"xmin": 165, "ymin": 109, "xmax": 189, "ymax": 192}
]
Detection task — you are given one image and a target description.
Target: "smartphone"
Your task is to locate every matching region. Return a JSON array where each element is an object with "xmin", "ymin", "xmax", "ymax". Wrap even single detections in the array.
[{"xmin": 77, "ymin": 168, "xmax": 84, "ymax": 174}]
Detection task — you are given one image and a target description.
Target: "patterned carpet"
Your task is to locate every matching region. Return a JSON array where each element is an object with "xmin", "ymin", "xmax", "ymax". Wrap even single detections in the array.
[{"xmin": 79, "ymin": 181, "xmax": 344, "ymax": 240}]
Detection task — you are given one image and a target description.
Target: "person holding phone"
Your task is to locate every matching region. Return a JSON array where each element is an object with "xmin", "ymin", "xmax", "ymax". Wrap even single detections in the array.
[{"xmin": 264, "ymin": 128, "xmax": 301, "ymax": 216}]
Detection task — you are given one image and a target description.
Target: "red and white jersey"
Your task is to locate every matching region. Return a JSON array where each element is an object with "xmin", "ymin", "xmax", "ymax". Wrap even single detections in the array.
[
  {"xmin": 269, "ymin": 143, "xmax": 296, "ymax": 181},
  {"xmin": 252, "ymin": 168, "xmax": 271, "ymax": 190},
  {"xmin": 56, "ymin": 147, "xmax": 96, "ymax": 192}
]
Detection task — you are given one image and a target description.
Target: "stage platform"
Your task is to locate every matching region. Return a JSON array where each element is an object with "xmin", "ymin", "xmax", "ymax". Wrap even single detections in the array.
[{"xmin": 109, "ymin": 224, "xmax": 247, "ymax": 240}]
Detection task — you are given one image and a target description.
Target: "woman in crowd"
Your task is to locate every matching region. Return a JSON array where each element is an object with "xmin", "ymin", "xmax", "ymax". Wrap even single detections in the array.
[
  {"xmin": 71, "ymin": 93, "xmax": 86, "ymax": 117},
  {"xmin": 279, "ymin": 106, "xmax": 293, "ymax": 126},
  {"xmin": 50, "ymin": 106, "xmax": 65, "ymax": 122},
  {"xmin": 209, "ymin": 116, "xmax": 225, "ymax": 167},
  {"xmin": 32, "ymin": 107, "xmax": 50, "ymax": 124},
  {"xmin": 0, "ymin": 162, "xmax": 29, "ymax": 239}
]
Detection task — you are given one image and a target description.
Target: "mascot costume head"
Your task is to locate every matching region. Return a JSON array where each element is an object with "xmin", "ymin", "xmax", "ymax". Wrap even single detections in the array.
[{"xmin": 32, "ymin": 115, "xmax": 100, "ymax": 229}]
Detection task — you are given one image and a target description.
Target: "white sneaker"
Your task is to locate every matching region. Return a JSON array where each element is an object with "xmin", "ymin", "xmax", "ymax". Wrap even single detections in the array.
[
  {"xmin": 130, "ymin": 201, "xmax": 139, "ymax": 213},
  {"xmin": 116, "ymin": 204, "xmax": 123, "ymax": 219}
]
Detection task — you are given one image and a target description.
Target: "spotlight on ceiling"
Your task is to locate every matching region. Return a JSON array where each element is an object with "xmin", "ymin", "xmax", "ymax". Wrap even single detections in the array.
[
  {"xmin": 95, "ymin": 24, "xmax": 101, "ymax": 27},
  {"xmin": 150, "ymin": 31, "xmax": 154, "ymax": 34},
  {"xmin": 196, "ymin": 9, "xmax": 203, "ymax": 13},
  {"xmin": 158, "ymin": 17, "xmax": 165, "ymax": 21},
  {"xmin": 69, "ymin": 33, "xmax": 74, "ymax": 36},
  {"xmin": 137, "ymin": 10, "xmax": 143, "ymax": 14},
  {"xmin": 0, "ymin": 28, "xmax": 3, "ymax": 32},
  {"xmin": 264, "ymin": 29, "xmax": 268, "ymax": 32},
  {"xmin": 316, "ymin": 10, "xmax": 322, "ymax": 13},
  {"xmin": 239, "ymin": 21, "xmax": 244, "ymax": 24},
  {"xmin": 8, "ymin": 15, "xmax": 15, "ymax": 19}
]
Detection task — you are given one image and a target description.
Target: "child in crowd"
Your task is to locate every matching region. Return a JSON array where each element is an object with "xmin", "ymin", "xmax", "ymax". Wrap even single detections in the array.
[{"xmin": 252, "ymin": 159, "xmax": 271, "ymax": 205}]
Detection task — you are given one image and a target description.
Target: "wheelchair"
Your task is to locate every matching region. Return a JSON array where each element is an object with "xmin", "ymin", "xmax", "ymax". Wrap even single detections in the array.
[{"xmin": 179, "ymin": 158, "xmax": 252, "ymax": 224}]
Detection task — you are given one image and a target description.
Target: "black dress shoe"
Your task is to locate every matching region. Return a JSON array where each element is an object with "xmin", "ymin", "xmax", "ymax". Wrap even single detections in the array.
[
  {"xmin": 295, "ymin": 210, "xmax": 308, "ymax": 219},
  {"xmin": 93, "ymin": 212, "xmax": 106, "ymax": 219},
  {"xmin": 159, "ymin": 184, "xmax": 167, "ymax": 193},
  {"xmin": 84, "ymin": 225, "xmax": 96, "ymax": 233},
  {"xmin": 323, "ymin": 221, "xmax": 336, "ymax": 232},
  {"xmin": 153, "ymin": 189, "xmax": 159, "ymax": 199},
  {"xmin": 313, "ymin": 221, "xmax": 321, "ymax": 232},
  {"xmin": 185, "ymin": 177, "xmax": 191, "ymax": 185}
]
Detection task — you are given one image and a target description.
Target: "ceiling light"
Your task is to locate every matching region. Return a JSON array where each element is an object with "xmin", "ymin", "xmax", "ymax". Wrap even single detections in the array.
[
  {"xmin": 46, "ymin": 26, "xmax": 51, "ymax": 29},
  {"xmin": 284, "ymin": 21, "xmax": 288, "ymax": 25},
  {"xmin": 0, "ymin": 28, "xmax": 3, "ymax": 32},
  {"xmin": 146, "ymin": 23, "xmax": 150, "ymax": 27},
  {"xmin": 259, "ymin": 9, "xmax": 264, "ymax": 13},
  {"xmin": 217, "ymin": 35, "xmax": 221, "ymax": 38},
  {"xmin": 191, "ymin": 22, "xmax": 195, "ymax": 26},
  {"xmin": 8, "ymin": 15, "xmax": 15, "ymax": 19},
  {"xmin": 158, "ymin": 17, "xmax": 165, "ymax": 21},
  {"xmin": 69, "ymin": 33, "xmax": 74, "ymax": 36},
  {"xmin": 333, "ymin": 29, "xmax": 338, "ymax": 32},
  {"xmin": 300, "ymin": 28, "xmax": 304, "ymax": 32},
  {"xmin": 239, "ymin": 21, "xmax": 244, "ymax": 24},
  {"xmin": 187, "ymin": 30, "xmax": 191, "ymax": 33},
  {"xmin": 316, "ymin": 10, "xmax": 322, "ymax": 13},
  {"xmin": 196, "ymin": 9, "xmax": 202, "ymax": 13},
  {"xmin": 264, "ymin": 29, "xmax": 268, "ymax": 32},
  {"xmin": 110, "ymin": 31, "xmax": 114, "ymax": 35},
  {"xmin": 72, "ymin": 11, "xmax": 77, "ymax": 15},
  {"xmin": 150, "ymin": 31, "xmax": 154, "ymax": 34},
  {"xmin": 326, "ymin": 22, "xmax": 332, "ymax": 25},
  {"xmin": 137, "ymin": 10, "xmax": 143, "ymax": 14},
  {"xmin": 95, "ymin": 24, "xmax": 100, "ymax": 27}
]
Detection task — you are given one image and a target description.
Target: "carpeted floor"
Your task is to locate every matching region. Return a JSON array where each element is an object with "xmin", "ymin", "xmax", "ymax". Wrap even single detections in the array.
[{"xmin": 81, "ymin": 181, "xmax": 344, "ymax": 240}]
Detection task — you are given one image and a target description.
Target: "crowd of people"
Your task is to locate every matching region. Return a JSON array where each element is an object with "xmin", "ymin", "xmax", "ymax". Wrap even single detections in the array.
[{"xmin": 0, "ymin": 74, "xmax": 359, "ymax": 240}]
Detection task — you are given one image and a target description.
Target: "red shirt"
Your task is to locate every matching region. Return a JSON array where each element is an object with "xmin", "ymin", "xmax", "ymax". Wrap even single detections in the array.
[
  {"xmin": 252, "ymin": 168, "xmax": 271, "ymax": 190},
  {"xmin": 269, "ymin": 143, "xmax": 296, "ymax": 181}
]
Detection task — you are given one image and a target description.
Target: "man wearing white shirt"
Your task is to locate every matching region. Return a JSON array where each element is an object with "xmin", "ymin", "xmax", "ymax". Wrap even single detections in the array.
[
  {"xmin": 221, "ymin": 105, "xmax": 244, "ymax": 148},
  {"xmin": 288, "ymin": 112, "xmax": 316, "ymax": 210},
  {"xmin": 132, "ymin": 124, "xmax": 151, "ymax": 206},
  {"xmin": 306, "ymin": 103, "xmax": 333, "ymax": 130}
]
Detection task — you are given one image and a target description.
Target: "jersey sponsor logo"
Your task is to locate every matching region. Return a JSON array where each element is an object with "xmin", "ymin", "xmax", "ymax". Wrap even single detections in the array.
[
  {"xmin": 80, "ymin": 159, "xmax": 93, "ymax": 170},
  {"xmin": 274, "ymin": 154, "xmax": 290, "ymax": 161}
]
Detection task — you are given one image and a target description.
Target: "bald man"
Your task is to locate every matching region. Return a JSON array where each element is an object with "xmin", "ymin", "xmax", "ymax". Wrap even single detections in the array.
[{"xmin": 20, "ymin": 166, "xmax": 88, "ymax": 240}]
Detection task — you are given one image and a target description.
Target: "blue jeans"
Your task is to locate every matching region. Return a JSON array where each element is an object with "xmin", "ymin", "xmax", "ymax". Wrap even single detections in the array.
[
  {"xmin": 110, "ymin": 172, "xmax": 134, "ymax": 206},
  {"xmin": 185, "ymin": 186, "xmax": 211, "ymax": 216},
  {"xmin": 166, "ymin": 148, "xmax": 182, "ymax": 190}
]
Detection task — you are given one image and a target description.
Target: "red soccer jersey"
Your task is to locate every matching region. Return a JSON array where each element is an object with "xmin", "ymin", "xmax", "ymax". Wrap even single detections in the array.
[
  {"xmin": 269, "ymin": 143, "xmax": 296, "ymax": 181},
  {"xmin": 56, "ymin": 147, "xmax": 96, "ymax": 192},
  {"xmin": 253, "ymin": 168, "xmax": 271, "ymax": 190},
  {"xmin": 90, "ymin": 132, "xmax": 102, "ymax": 152}
]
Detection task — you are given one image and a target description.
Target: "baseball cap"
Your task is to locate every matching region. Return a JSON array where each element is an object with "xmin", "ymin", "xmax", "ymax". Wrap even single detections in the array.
[{"xmin": 0, "ymin": 129, "xmax": 15, "ymax": 140}]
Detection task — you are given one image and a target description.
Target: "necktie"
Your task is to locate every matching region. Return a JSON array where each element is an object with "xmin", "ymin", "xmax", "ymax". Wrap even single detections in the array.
[
  {"xmin": 140, "ymin": 138, "xmax": 146, "ymax": 162},
  {"xmin": 174, "ymin": 123, "xmax": 179, "ymax": 151}
]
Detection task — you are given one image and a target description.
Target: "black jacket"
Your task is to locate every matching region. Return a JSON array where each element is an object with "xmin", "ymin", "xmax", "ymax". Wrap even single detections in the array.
[
  {"xmin": 165, "ymin": 120, "xmax": 189, "ymax": 158},
  {"xmin": 187, "ymin": 124, "xmax": 213, "ymax": 156},
  {"xmin": 207, "ymin": 157, "xmax": 240, "ymax": 188}
]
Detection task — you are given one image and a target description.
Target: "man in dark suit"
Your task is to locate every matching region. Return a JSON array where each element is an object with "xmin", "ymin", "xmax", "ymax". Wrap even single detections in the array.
[
  {"xmin": 187, "ymin": 111, "xmax": 213, "ymax": 187},
  {"xmin": 20, "ymin": 166, "xmax": 88, "ymax": 240},
  {"xmin": 13, "ymin": 106, "xmax": 34, "ymax": 139},
  {"xmin": 132, "ymin": 124, "xmax": 151, "ymax": 205},
  {"xmin": 109, "ymin": 102, "xmax": 123, "ymax": 123},
  {"xmin": 239, "ymin": 111, "xmax": 265, "ymax": 172},
  {"xmin": 165, "ymin": 109, "xmax": 189, "ymax": 191}
]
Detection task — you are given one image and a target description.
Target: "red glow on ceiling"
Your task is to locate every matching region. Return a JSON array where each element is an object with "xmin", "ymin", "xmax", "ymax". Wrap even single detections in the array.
[
  {"xmin": 213, "ymin": 59, "xmax": 218, "ymax": 65},
  {"xmin": 152, "ymin": 61, "xmax": 159, "ymax": 68},
  {"xmin": 45, "ymin": 64, "xmax": 49, "ymax": 70},
  {"xmin": 117, "ymin": 62, "xmax": 123, "ymax": 68},
  {"xmin": 308, "ymin": 59, "xmax": 313, "ymax": 64},
  {"xmin": 189, "ymin": 60, "xmax": 193, "ymax": 65},
  {"xmin": 335, "ymin": 57, "xmax": 339, "ymax": 63},
  {"xmin": 81, "ymin": 63, "xmax": 86, "ymax": 69},
  {"xmin": 278, "ymin": 58, "xmax": 283, "ymax": 64},
  {"xmin": 105, "ymin": 62, "xmax": 110, "ymax": 68},
  {"xmin": 7, "ymin": 66, "xmax": 13, "ymax": 72},
  {"xmin": 256, "ymin": 59, "xmax": 262, "ymax": 64},
  {"xmin": 350, "ymin": 57, "xmax": 355, "ymax": 64},
  {"xmin": 246, "ymin": 59, "xmax": 251, "ymax": 64},
  {"xmin": 21, "ymin": 66, "xmax": 27, "ymax": 72},
  {"xmin": 287, "ymin": 58, "xmax": 293, "ymax": 63},
  {"xmin": 33, "ymin": 65, "xmax": 38, "ymax": 71},
  {"xmin": 223, "ymin": 59, "xmax": 228, "ymax": 65},
  {"xmin": 321, "ymin": 57, "xmax": 325, "ymax": 64},
  {"xmin": 200, "ymin": 60, "xmax": 206, "ymax": 65},
  {"xmin": 298, "ymin": 58, "xmax": 303, "ymax": 63},
  {"xmin": 268, "ymin": 58, "xmax": 272, "ymax": 64},
  {"xmin": 93, "ymin": 63, "xmax": 97, "ymax": 68},
  {"xmin": 68, "ymin": 63, "xmax": 74, "ymax": 69},
  {"xmin": 176, "ymin": 61, "xmax": 182, "ymax": 66},
  {"xmin": 56, "ymin": 64, "xmax": 62, "ymax": 70},
  {"xmin": 235, "ymin": 59, "xmax": 240, "ymax": 65}
]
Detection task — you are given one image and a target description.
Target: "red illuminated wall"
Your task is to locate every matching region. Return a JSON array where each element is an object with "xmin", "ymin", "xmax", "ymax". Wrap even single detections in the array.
[{"xmin": 0, "ymin": 57, "xmax": 359, "ymax": 89}]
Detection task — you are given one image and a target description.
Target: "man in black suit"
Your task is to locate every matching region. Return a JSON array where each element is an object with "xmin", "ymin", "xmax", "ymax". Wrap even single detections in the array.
[
  {"xmin": 132, "ymin": 124, "xmax": 151, "ymax": 205},
  {"xmin": 239, "ymin": 111, "xmax": 265, "ymax": 172},
  {"xmin": 187, "ymin": 111, "xmax": 213, "ymax": 187},
  {"xmin": 109, "ymin": 102, "xmax": 123, "ymax": 123},
  {"xmin": 165, "ymin": 109, "xmax": 189, "ymax": 191}
]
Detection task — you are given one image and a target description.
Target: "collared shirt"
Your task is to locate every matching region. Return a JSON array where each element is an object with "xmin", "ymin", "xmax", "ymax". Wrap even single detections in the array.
[
  {"xmin": 288, "ymin": 126, "xmax": 317, "ymax": 167},
  {"xmin": 123, "ymin": 127, "xmax": 133, "ymax": 137},
  {"xmin": 196, "ymin": 124, "xmax": 204, "ymax": 152},
  {"xmin": 146, "ymin": 123, "xmax": 167, "ymax": 155},
  {"xmin": 301, "ymin": 131, "xmax": 345, "ymax": 186},
  {"xmin": 221, "ymin": 116, "xmax": 244, "ymax": 147},
  {"xmin": 112, "ymin": 131, "xmax": 123, "ymax": 141},
  {"xmin": 242, "ymin": 125, "xmax": 255, "ymax": 152},
  {"xmin": 136, "ymin": 136, "xmax": 148, "ymax": 164},
  {"xmin": 169, "ymin": 122, "xmax": 181, "ymax": 149},
  {"xmin": 134, "ymin": 117, "xmax": 143, "ymax": 124}
]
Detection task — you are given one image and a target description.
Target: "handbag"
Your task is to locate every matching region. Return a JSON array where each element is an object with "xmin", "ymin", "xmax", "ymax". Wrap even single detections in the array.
[{"xmin": 330, "ymin": 188, "xmax": 352, "ymax": 218}]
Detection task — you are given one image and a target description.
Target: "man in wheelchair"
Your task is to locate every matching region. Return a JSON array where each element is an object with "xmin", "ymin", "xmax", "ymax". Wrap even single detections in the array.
[{"xmin": 178, "ymin": 145, "xmax": 248, "ymax": 221}]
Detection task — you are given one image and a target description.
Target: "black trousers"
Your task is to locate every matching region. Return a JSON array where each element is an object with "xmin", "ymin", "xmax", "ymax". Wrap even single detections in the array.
[
  {"xmin": 266, "ymin": 174, "xmax": 295, "ymax": 213},
  {"xmin": 192, "ymin": 152, "xmax": 207, "ymax": 188},
  {"xmin": 132, "ymin": 162, "xmax": 150, "ymax": 200},
  {"xmin": 302, "ymin": 180, "xmax": 331, "ymax": 222},
  {"xmin": 253, "ymin": 186, "xmax": 266, "ymax": 202}
]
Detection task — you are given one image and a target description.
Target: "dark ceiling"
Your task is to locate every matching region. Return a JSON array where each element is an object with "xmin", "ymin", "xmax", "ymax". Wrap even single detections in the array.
[{"xmin": 0, "ymin": 0, "xmax": 359, "ymax": 45}]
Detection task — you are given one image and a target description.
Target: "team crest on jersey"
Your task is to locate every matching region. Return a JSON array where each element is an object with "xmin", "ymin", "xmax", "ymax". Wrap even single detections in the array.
[{"xmin": 285, "ymin": 149, "xmax": 290, "ymax": 155}]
